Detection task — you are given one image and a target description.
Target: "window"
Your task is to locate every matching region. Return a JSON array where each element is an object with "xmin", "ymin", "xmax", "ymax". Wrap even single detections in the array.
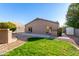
[{"xmin": 28, "ymin": 27, "xmax": 32, "ymax": 32}]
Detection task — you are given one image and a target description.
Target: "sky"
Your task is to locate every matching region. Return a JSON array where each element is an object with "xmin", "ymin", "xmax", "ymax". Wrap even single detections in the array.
[{"xmin": 0, "ymin": 3, "xmax": 70, "ymax": 27}]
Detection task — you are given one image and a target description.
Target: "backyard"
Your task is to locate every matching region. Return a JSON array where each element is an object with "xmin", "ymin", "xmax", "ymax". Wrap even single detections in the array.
[{"xmin": 4, "ymin": 37, "xmax": 79, "ymax": 56}]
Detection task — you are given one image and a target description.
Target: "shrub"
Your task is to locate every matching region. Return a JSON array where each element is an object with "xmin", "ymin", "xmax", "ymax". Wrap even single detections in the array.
[
  {"xmin": 57, "ymin": 28, "xmax": 62, "ymax": 36},
  {"xmin": 0, "ymin": 22, "xmax": 16, "ymax": 32}
]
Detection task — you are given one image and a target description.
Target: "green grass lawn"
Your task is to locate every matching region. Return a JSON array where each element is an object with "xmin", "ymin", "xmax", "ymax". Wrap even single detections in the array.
[{"xmin": 4, "ymin": 37, "xmax": 79, "ymax": 56}]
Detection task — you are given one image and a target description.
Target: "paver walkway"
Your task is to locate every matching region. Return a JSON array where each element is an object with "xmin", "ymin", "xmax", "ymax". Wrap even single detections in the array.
[{"xmin": 0, "ymin": 40, "xmax": 25, "ymax": 55}]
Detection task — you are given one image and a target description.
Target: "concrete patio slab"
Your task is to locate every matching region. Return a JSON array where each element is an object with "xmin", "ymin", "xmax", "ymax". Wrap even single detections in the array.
[{"xmin": 13, "ymin": 32, "xmax": 53, "ymax": 40}]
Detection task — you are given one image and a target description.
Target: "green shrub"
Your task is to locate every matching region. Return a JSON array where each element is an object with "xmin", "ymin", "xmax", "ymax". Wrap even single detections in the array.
[
  {"xmin": 0, "ymin": 22, "xmax": 16, "ymax": 32},
  {"xmin": 57, "ymin": 28, "xmax": 62, "ymax": 36}
]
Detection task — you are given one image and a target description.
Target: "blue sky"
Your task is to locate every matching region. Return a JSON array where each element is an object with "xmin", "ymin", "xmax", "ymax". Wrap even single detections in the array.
[{"xmin": 0, "ymin": 3, "xmax": 70, "ymax": 26}]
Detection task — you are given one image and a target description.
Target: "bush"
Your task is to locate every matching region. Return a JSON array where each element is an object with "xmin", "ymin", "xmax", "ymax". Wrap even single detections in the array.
[
  {"xmin": 57, "ymin": 28, "xmax": 62, "ymax": 36},
  {"xmin": 0, "ymin": 22, "xmax": 16, "ymax": 32}
]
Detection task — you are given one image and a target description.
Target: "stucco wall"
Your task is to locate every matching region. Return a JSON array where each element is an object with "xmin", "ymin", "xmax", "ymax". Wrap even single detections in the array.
[
  {"xmin": 0, "ymin": 29, "xmax": 17, "ymax": 44},
  {"xmin": 74, "ymin": 29, "xmax": 79, "ymax": 37},
  {"xmin": 25, "ymin": 20, "xmax": 59, "ymax": 36}
]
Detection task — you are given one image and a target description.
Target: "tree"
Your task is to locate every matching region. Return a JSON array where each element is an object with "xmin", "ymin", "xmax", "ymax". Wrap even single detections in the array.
[
  {"xmin": 0, "ymin": 22, "xmax": 16, "ymax": 32},
  {"xmin": 66, "ymin": 3, "xmax": 79, "ymax": 28}
]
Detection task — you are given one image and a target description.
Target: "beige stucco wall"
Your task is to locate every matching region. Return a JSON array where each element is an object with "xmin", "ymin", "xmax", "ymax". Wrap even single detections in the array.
[
  {"xmin": 25, "ymin": 20, "xmax": 59, "ymax": 36},
  {"xmin": 0, "ymin": 29, "xmax": 17, "ymax": 44}
]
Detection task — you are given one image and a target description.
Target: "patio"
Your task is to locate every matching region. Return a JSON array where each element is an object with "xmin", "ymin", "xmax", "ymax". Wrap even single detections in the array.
[{"xmin": 13, "ymin": 32, "xmax": 53, "ymax": 41}]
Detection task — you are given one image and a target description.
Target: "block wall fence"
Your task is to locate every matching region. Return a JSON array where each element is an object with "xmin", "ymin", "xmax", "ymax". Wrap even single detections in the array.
[{"xmin": 0, "ymin": 29, "xmax": 17, "ymax": 44}]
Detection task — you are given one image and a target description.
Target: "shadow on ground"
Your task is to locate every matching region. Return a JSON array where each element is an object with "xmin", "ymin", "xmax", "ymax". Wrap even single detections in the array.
[{"xmin": 27, "ymin": 37, "xmax": 54, "ymax": 41}]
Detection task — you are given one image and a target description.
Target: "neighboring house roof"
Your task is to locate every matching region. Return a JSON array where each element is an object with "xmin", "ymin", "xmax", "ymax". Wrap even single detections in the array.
[{"xmin": 25, "ymin": 18, "xmax": 59, "ymax": 26}]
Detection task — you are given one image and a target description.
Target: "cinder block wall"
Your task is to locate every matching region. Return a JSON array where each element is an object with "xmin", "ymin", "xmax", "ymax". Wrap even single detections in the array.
[{"xmin": 0, "ymin": 29, "xmax": 17, "ymax": 44}]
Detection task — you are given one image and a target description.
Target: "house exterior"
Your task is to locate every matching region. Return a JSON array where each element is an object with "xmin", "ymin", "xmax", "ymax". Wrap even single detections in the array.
[{"xmin": 25, "ymin": 18, "xmax": 59, "ymax": 36}]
